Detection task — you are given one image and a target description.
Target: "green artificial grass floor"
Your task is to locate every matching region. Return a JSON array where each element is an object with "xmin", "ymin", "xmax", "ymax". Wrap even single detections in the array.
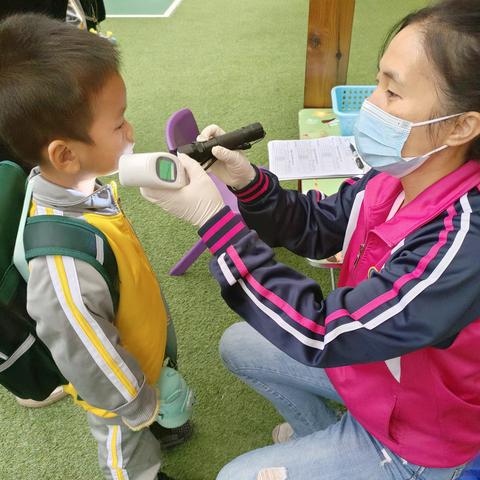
[{"xmin": 0, "ymin": 0, "xmax": 428, "ymax": 478}]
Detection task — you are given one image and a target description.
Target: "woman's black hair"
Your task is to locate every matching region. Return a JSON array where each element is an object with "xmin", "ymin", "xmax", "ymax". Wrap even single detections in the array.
[{"xmin": 380, "ymin": 0, "xmax": 480, "ymax": 158}]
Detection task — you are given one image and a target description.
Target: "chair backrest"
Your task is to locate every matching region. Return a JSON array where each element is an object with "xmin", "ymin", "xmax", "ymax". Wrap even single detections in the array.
[
  {"xmin": 165, "ymin": 108, "xmax": 239, "ymax": 212},
  {"xmin": 165, "ymin": 108, "xmax": 200, "ymax": 153}
]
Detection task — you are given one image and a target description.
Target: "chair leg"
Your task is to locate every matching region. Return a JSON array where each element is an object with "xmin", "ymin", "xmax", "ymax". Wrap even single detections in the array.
[
  {"xmin": 169, "ymin": 239, "xmax": 207, "ymax": 276},
  {"xmin": 330, "ymin": 268, "xmax": 336, "ymax": 290}
]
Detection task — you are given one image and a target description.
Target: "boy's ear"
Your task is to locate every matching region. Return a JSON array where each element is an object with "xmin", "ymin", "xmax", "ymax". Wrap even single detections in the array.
[
  {"xmin": 46, "ymin": 140, "xmax": 81, "ymax": 174},
  {"xmin": 446, "ymin": 111, "xmax": 480, "ymax": 147}
]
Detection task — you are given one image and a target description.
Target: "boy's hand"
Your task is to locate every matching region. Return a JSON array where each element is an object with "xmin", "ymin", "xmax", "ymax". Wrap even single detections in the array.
[
  {"xmin": 140, "ymin": 153, "xmax": 224, "ymax": 228},
  {"xmin": 197, "ymin": 124, "xmax": 256, "ymax": 190}
]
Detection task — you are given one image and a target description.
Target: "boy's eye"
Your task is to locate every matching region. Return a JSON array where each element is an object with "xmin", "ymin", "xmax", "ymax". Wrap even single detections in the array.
[{"xmin": 116, "ymin": 120, "xmax": 125, "ymax": 130}]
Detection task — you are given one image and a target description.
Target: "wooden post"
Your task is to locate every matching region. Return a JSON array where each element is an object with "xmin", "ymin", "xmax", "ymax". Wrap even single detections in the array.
[{"xmin": 304, "ymin": 0, "xmax": 355, "ymax": 108}]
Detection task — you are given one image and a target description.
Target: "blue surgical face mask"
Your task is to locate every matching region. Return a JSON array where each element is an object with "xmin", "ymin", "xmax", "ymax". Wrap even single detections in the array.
[{"xmin": 353, "ymin": 100, "xmax": 463, "ymax": 178}]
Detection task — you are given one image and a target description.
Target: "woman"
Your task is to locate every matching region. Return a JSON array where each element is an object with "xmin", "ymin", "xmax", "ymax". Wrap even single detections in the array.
[{"xmin": 142, "ymin": 0, "xmax": 480, "ymax": 478}]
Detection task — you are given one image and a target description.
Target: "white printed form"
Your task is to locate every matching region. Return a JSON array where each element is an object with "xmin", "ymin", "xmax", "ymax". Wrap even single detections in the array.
[{"xmin": 268, "ymin": 136, "xmax": 367, "ymax": 180}]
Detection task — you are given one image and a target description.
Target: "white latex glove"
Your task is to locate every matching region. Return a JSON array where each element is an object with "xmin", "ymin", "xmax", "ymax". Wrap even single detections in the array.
[
  {"xmin": 140, "ymin": 153, "xmax": 224, "ymax": 228},
  {"xmin": 197, "ymin": 124, "xmax": 256, "ymax": 190}
]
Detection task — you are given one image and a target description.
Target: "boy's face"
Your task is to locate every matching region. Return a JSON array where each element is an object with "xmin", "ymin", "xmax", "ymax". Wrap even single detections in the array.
[{"xmin": 74, "ymin": 73, "xmax": 134, "ymax": 178}]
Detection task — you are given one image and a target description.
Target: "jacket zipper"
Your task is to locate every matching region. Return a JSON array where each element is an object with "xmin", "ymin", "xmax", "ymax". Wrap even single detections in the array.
[
  {"xmin": 353, "ymin": 243, "xmax": 366, "ymax": 269},
  {"xmin": 353, "ymin": 194, "xmax": 370, "ymax": 270}
]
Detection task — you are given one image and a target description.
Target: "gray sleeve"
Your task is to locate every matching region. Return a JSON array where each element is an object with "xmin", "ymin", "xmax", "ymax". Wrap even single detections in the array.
[{"xmin": 26, "ymin": 255, "xmax": 158, "ymax": 430}]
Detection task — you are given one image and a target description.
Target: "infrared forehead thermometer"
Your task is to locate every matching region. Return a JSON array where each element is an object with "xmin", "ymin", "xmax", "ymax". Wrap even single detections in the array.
[{"xmin": 118, "ymin": 152, "xmax": 187, "ymax": 189}]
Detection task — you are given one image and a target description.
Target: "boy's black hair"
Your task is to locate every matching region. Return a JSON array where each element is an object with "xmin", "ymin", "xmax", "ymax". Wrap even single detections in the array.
[
  {"xmin": 0, "ymin": 13, "xmax": 120, "ymax": 170},
  {"xmin": 380, "ymin": 0, "xmax": 480, "ymax": 158}
]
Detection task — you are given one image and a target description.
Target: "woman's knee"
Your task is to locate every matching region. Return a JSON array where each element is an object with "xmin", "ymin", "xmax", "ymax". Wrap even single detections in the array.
[
  {"xmin": 217, "ymin": 445, "xmax": 292, "ymax": 480},
  {"xmin": 219, "ymin": 321, "xmax": 273, "ymax": 374},
  {"xmin": 220, "ymin": 321, "xmax": 296, "ymax": 376},
  {"xmin": 216, "ymin": 454, "xmax": 267, "ymax": 480},
  {"xmin": 217, "ymin": 461, "xmax": 241, "ymax": 480},
  {"xmin": 219, "ymin": 322, "xmax": 250, "ymax": 373}
]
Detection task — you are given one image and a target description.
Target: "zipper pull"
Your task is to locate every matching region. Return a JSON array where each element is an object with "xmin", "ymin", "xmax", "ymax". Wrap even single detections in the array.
[{"xmin": 353, "ymin": 243, "xmax": 365, "ymax": 269}]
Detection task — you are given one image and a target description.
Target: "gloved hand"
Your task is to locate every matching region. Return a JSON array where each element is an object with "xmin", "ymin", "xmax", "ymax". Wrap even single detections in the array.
[
  {"xmin": 140, "ymin": 153, "xmax": 224, "ymax": 228},
  {"xmin": 197, "ymin": 124, "xmax": 256, "ymax": 190}
]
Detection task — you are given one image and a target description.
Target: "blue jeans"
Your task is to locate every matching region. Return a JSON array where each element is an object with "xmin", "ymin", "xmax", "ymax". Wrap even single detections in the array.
[{"xmin": 217, "ymin": 322, "xmax": 466, "ymax": 480}]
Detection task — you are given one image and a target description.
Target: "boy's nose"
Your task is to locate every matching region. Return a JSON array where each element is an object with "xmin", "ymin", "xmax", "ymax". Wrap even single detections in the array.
[{"xmin": 125, "ymin": 120, "xmax": 135, "ymax": 143}]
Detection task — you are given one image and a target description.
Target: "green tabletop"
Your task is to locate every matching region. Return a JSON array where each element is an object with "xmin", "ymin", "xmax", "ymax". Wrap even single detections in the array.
[{"xmin": 298, "ymin": 109, "xmax": 345, "ymax": 196}]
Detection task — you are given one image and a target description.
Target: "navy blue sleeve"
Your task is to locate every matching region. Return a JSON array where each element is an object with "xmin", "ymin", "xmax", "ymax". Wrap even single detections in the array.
[
  {"xmin": 231, "ymin": 166, "xmax": 378, "ymax": 260},
  {"xmin": 198, "ymin": 193, "xmax": 480, "ymax": 368}
]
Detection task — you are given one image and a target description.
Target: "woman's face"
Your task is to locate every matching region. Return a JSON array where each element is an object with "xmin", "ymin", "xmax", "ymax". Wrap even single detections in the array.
[{"xmin": 369, "ymin": 24, "xmax": 452, "ymax": 157}]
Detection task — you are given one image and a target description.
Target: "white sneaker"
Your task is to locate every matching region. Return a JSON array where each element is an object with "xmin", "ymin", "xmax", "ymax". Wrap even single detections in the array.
[
  {"xmin": 271, "ymin": 422, "xmax": 294, "ymax": 444},
  {"xmin": 15, "ymin": 386, "xmax": 67, "ymax": 408}
]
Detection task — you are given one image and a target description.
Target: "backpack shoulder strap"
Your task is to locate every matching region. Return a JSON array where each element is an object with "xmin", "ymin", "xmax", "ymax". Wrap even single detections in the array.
[
  {"xmin": 12, "ymin": 177, "xmax": 34, "ymax": 283},
  {"xmin": 24, "ymin": 215, "xmax": 119, "ymax": 312}
]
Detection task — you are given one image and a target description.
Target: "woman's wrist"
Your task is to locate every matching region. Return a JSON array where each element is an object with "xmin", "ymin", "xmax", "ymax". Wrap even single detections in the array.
[
  {"xmin": 229, "ymin": 165, "xmax": 272, "ymax": 205},
  {"xmin": 231, "ymin": 164, "xmax": 259, "ymax": 191}
]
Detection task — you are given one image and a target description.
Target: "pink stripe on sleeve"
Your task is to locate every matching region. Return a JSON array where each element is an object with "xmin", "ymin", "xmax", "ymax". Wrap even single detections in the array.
[
  {"xmin": 241, "ymin": 175, "xmax": 270, "ymax": 203},
  {"xmin": 325, "ymin": 204, "xmax": 457, "ymax": 326},
  {"xmin": 202, "ymin": 210, "xmax": 236, "ymax": 242},
  {"xmin": 226, "ymin": 245, "xmax": 248, "ymax": 276},
  {"xmin": 210, "ymin": 222, "xmax": 246, "ymax": 253},
  {"xmin": 236, "ymin": 170, "xmax": 264, "ymax": 198},
  {"xmin": 227, "ymin": 246, "xmax": 326, "ymax": 335}
]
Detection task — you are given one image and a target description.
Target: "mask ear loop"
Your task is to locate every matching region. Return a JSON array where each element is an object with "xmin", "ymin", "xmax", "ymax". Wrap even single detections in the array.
[
  {"xmin": 403, "ymin": 113, "xmax": 464, "ymax": 162},
  {"xmin": 402, "ymin": 144, "xmax": 449, "ymax": 162},
  {"xmin": 411, "ymin": 112, "xmax": 464, "ymax": 127}
]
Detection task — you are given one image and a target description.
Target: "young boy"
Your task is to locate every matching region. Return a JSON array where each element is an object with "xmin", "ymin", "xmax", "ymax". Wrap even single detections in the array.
[{"xmin": 0, "ymin": 13, "xmax": 187, "ymax": 480}]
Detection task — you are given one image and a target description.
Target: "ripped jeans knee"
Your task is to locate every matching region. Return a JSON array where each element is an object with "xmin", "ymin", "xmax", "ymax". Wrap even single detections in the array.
[{"xmin": 257, "ymin": 466, "xmax": 288, "ymax": 480}]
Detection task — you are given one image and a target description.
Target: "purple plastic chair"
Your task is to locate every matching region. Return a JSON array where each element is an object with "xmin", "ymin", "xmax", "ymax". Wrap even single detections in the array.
[{"xmin": 165, "ymin": 108, "xmax": 239, "ymax": 276}]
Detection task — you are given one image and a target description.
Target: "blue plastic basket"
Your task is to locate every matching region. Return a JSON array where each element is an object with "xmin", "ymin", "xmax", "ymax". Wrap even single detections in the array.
[{"xmin": 331, "ymin": 85, "xmax": 376, "ymax": 136}]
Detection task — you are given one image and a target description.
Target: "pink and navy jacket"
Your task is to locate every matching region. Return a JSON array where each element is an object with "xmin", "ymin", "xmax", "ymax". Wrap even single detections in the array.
[{"xmin": 198, "ymin": 160, "xmax": 480, "ymax": 468}]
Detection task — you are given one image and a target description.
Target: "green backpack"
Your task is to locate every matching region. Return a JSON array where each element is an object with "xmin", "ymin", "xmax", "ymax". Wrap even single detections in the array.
[
  {"xmin": 0, "ymin": 160, "xmax": 122, "ymax": 400},
  {"xmin": 0, "ymin": 160, "xmax": 177, "ymax": 401}
]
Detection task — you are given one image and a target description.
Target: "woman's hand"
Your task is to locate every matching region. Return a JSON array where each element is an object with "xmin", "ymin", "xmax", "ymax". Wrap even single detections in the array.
[
  {"xmin": 140, "ymin": 153, "xmax": 225, "ymax": 228},
  {"xmin": 197, "ymin": 124, "xmax": 256, "ymax": 190}
]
